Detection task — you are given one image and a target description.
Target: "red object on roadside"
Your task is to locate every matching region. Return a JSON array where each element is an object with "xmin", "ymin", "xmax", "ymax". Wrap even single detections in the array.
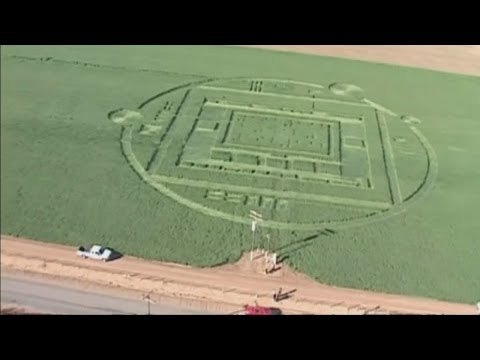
[{"xmin": 244, "ymin": 304, "xmax": 282, "ymax": 315}]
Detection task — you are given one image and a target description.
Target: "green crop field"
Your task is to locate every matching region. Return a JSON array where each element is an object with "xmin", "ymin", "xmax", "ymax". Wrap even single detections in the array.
[{"xmin": 2, "ymin": 45, "xmax": 480, "ymax": 304}]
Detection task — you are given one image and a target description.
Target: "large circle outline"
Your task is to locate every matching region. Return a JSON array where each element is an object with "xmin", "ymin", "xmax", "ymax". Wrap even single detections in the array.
[{"xmin": 120, "ymin": 78, "xmax": 438, "ymax": 231}]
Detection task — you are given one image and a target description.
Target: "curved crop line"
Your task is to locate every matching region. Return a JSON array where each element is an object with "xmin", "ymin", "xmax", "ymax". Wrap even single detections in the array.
[
  {"xmin": 403, "ymin": 126, "xmax": 439, "ymax": 203},
  {"xmin": 107, "ymin": 108, "xmax": 125, "ymax": 120},
  {"xmin": 138, "ymin": 79, "xmax": 212, "ymax": 109},
  {"xmin": 121, "ymin": 79, "xmax": 438, "ymax": 231},
  {"xmin": 362, "ymin": 99, "xmax": 397, "ymax": 117}
]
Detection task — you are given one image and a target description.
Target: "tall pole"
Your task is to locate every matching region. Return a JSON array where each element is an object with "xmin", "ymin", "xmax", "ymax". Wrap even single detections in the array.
[
  {"xmin": 250, "ymin": 221, "xmax": 256, "ymax": 261},
  {"xmin": 143, "ymin": 293, "xmax": 153, "ymax": 315},
  {"xmin": 249, "ymin": 210, "xmax": 263, "ymax": 261}
]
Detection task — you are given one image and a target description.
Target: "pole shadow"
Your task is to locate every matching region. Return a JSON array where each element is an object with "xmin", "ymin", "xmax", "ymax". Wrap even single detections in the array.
[{"xmin": 277, "ymin": 229, "xmax": 336, "ymax": 262}]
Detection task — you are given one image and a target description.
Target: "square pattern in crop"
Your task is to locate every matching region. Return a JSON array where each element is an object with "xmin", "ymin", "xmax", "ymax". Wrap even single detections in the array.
[
  {"xmin": 148, "ymin": 81, "xmax": 396, "ymax": 211},
  {"xmin": 223, "ymin": 112, "xmax": 333, "ymax": 158}
]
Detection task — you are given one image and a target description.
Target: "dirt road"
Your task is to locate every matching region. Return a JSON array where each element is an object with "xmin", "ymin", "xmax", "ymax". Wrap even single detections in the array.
[
  {"xmin": 1, "ymin": 236, "xmax": 476, "ymax": 315},
  {"xmin": 241, "ymin": 45, "xmax": 480, "ymax": 76}
]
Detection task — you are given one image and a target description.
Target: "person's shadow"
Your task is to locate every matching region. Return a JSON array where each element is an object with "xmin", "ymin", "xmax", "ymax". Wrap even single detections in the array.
[{"xmin": 277, "ymin": 289, "xmax": 297, "ymax": 302}]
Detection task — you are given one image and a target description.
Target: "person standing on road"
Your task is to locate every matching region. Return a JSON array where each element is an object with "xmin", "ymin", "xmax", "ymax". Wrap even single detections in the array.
[{"xmin": 273, "ymin": 287, "xmax": 282, "ymax": 302}]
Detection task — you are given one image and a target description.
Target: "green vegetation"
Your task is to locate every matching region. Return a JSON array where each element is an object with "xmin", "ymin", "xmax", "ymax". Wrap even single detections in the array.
[{"xmin": 2, "ymin": 46, "xmax": 480, "ymax": 303}]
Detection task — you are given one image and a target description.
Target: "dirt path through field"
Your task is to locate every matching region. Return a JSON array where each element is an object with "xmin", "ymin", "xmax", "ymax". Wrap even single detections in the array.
[
  {"xmin": 240, "ymin": 46, "xmax": 480, "ymax": 76},
  {"xmin": 1, "ymin": 236, "xmax": 476, "ymax": 315}
]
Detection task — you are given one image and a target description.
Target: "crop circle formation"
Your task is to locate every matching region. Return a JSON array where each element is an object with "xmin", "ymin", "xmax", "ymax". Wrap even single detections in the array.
[{"xmin": 110, "ymin": 78, "xmax": 437, "ymax": 231}]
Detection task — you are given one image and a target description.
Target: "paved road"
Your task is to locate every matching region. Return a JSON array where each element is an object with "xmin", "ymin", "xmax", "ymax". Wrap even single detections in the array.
[{"xmin": 1, "ymin": 275, "xmax": 212, "ymax": 315}]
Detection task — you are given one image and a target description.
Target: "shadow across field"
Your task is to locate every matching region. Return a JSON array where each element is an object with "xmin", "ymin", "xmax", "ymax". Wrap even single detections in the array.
[{"xmin": 277, "ymin": 229, "xmax": 336, "ymax": 264}]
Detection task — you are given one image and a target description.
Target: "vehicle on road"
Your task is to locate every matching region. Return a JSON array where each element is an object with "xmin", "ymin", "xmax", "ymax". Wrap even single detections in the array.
[
  {"xmin": 76, "ymin": 245, "xmax": 121, "ymax": 262},
  {"xmin": 243, "ymin": 304, "xmax": 282, "ymax": 315}
]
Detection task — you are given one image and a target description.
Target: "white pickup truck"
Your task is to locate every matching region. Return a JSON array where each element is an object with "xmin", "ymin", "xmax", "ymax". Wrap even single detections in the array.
[{"xmin": 76, "ymin": 245, "xmax": 119, "ymax": 262}]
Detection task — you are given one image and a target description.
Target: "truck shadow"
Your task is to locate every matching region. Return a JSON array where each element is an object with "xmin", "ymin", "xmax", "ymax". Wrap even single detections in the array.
[{"xmin": 109, "ymin": 250, "xmax": 124, "ymax": 262}]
